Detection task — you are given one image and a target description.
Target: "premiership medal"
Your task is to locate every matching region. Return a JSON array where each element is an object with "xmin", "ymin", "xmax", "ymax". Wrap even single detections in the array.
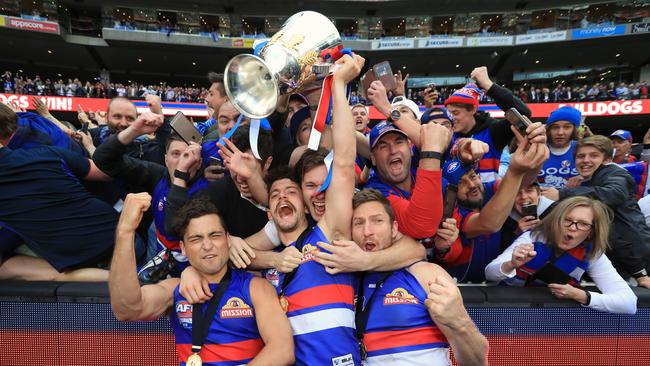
[
  {"xmin": 186, "ymin": 353, "xmax": 202, "ymax": 366},
  {"xmin": 279, "ymin": 295, "xmax": 289, "ymax": 313}
]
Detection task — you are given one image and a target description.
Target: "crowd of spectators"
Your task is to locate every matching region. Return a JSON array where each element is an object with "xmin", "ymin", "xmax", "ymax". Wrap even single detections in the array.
[
  {"xmin": 2, "ymin": 52, "xmax": 650, "ymax": 364},
  {"xmin": 1, "ymin": 71, "xmax": 208, "ymax": 103},
  {"xmin": 403, "ymin": 80, "xmax": 649, "ymax": 106},
  {"xmin": 5, "ymin": 69, "xmax": 648, "ymax": 108}
]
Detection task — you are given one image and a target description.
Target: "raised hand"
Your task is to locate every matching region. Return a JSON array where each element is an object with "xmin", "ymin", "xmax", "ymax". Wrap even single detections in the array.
[
  {"xmin": 393, "ymin": 70, "xmax": 409, "ymax": 97},
  {"xmin": 509, "ymin": 129, "xmax": 550, "ymax": 176},
  {"xmin": 32, "ymin": 97, "xmax": 49, "ymax": 116},
  {"xmin": 117, "ymin": 192, "xmax": 152, "ymax": 233},
  {"xmin": 176, "ymin": 142, "xmax": 202, "ymax": 173},
  {"xmin": 218, "ymin": 137, "xmax": 259, "ymax": 181},
  {"xmin": 145, "ymin": 94, "xmax": 163, "ymax": 114},
  {"xmin": 367, "ymin": 80, "xmax": 391, "ymax": 116},
  {"xmin": 332, "ymin": 53, "xmax": 366, "ymax": 85},
  {"xmin": 470, "ymin": 66, "xmax": 493, "ymax": 91},
  {"xmin": 423, "ymin": 87, "xmax": 439, "ymax": 109},
  {"xmin": 131, "ymin": 111, "xmax": 164, "ymax": 136},
  {"xmin": 420, "ymin": 121, "xmax": 452, "ymax": 154},
  {"xmin": 77, "ymin": 104, "xmax": 91, "ymax": 124}
]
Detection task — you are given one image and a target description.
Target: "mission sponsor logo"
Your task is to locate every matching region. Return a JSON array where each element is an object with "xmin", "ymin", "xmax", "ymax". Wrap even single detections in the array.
[
  {"xmin": 301, "ymin": 244, "xmax": 320, "ymax": 263},
  {"xmin": 220, "ymin": 297, "xmax": 253, "ymax": 319},
  {"xmin": 383, "ymin": 287, "xmax": 419, "ymax": 305}
]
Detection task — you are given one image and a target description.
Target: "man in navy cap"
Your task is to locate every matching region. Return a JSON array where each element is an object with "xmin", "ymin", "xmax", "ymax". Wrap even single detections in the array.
[{"xmin": 610, "ymin": 129, "xmax": 637, "ymax": 164}]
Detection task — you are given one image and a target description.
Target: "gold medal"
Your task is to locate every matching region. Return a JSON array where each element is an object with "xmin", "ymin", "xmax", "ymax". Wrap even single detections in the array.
[
  {"xmin": 279, "ymin": 295, "xmax": 289, "ymax": 313},
  {"xmin": 186, "ymin": 353, "xmax": 202, "ymax": 366}
]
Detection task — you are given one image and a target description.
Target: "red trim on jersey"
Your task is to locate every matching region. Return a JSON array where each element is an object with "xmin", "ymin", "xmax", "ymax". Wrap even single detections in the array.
[
  {"xmin": 364, "ymin": 326, "xmax": 448, "ymax": 352},
  {"xmin": 286, "ymin": 284, "xmax": 355, "ymax": 312},
  {"xmin": 176, "ymin": 338, "xmax": 263, "ymax": 363}
]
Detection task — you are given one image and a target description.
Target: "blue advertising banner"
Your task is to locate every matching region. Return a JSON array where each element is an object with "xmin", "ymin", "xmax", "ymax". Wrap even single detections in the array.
[{"xmin": 571, "ymin": 25, "xmax": 626, "ymax": 39}]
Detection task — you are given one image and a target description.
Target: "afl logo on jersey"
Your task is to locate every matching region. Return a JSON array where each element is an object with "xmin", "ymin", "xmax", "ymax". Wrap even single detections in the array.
[
  {"xmin": 175, "ymin": 301, "xmax": 193, "ymax": 329},
  {"xmin": 157, "ymin": 198, "xmax": 165, "ymax": 211},
  {"xmin": 301, "ymin": 244, "xmax": 320, "ymax": 263},
  {"xmin": 220, "ymin": 297, "xmax": 254, "ymax": 319},
  {"xmin": 383, "ymin": 287, "xmax": 419, "ymax": 305},
  {"xmin": 561, "ymin": 160, "xmax": 571, "ymax": 168},
  {"xmin": 265, "ymin": 269, "xmax": 280, "ymax": 288}
]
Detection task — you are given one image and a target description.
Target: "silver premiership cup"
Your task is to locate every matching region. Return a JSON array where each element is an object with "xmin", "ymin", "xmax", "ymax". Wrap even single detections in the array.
[{"xmin": 224, "ymin": 11, "xmax": 342, "ymax": 119}]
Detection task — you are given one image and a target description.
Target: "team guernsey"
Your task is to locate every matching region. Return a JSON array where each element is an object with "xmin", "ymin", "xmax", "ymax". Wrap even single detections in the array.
[
  {"xmin": 261, "ymin": 225, "xmax": 360, "ymax": 366},
  {"xmin": 538, "ymin": 141, "xmax": 578, "ymax": 189},
  {"xmin": 169, "ymin": 269, "xmax": 264, "ymax": 366},
  {"xmin": 360, "ymin": 269, "xmax": 450, "ymax": 365}
]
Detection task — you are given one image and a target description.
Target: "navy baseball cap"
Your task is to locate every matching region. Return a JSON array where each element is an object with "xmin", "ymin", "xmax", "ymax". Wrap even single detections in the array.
[
  {"xmin": 421, "ymin": 107, "xmax": 452, "ymax": 125},
  {"xmin": 369, "ymin": 121, "xmax": 409, "ymax": 149},
  {"xmin": 442, "ymin": 159, "xmax": 475, "ymax": 186},
  {"xmin": 609, "ymin": 129, "xmax": 632, "ymax": 142}
]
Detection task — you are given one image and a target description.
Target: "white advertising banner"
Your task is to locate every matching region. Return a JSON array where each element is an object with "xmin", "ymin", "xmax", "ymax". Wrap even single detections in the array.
[
  {"xmin": 515, "ymin": 31, "xmax": 567, "ymax": 45},
  {"xmin": 417, "ymin": 37, "xmax": 464, "ymax": 48},
  {"xmin": 466, "ymin": 36, "xmax": 513, "ymax": 47}
]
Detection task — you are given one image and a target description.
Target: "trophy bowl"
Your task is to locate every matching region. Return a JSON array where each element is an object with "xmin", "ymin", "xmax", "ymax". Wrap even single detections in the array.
[{"xmin": 224, "ymin": 11, "xmax": 342, "ymax": 119}]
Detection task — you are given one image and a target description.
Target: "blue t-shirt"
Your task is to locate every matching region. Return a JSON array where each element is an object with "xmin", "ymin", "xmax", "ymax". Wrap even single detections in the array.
[
  {"xmin": 0, "ymin": 146, "xmax": 119, "ymax": 271},
  {"xmin": 538, "ymin": 141, "xmax": 578, "ymax": 189},
  {"xmin": 9, "ymin": 112, "xmax": 86, "ymax": 156}
]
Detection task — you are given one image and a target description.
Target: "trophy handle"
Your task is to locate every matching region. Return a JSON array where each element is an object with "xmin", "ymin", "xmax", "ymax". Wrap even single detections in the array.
[{"xmin": 224, "ymin": 54, "xmax": 279, "ymax": 119}]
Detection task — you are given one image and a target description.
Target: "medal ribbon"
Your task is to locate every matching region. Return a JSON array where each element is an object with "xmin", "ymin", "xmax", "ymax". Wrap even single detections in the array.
[
  {"xmin": 249, "ymin": 118, "xmax": 271, "ymax": 160},
  {"xmin": 317, "ymin": 150, "xmax": 334, "ymax": 193},
  {"xmin": 190, "ymin": 268, "xmax": 232, "ymax": 357}
]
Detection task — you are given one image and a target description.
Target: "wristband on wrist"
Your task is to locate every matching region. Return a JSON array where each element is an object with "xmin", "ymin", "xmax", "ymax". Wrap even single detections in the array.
[
  {"xmin": 173, "ymin": 169, "xmax": 190, "ymax": 183},
  {"xmin": 420, "ymin": 151, "xmax": 443, "ymax": 160},
  {"xmin": 584, "ymin": 290, "xmax": 591, "ymax": 306}
]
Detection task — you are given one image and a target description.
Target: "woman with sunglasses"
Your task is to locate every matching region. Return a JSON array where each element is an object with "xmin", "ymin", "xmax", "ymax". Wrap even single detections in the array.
[{"xmin": 485, "ymin": 196, "xmax": 637, "ymax": 314}]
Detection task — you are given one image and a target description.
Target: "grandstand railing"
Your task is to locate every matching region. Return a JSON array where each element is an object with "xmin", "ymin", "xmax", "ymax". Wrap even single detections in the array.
[{"xmin": 1, "ymin": 281, "xmax": 648, "ymax": 366}]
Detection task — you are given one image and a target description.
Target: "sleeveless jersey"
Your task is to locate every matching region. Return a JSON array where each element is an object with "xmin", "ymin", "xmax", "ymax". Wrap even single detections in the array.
[
  {"xmin": 360, "ymin": 269, "xmax": 450, "ymax": 366},
  {"xmin": 152, "ymin": 176, "xmax": 208, "ymax": 251},
  {"xmin": 538, "ymin": 141, "xmax": 578, "ymax": 189},
  {"xmin": 261, "ymin": 225, "xmax": 360, "ymax": 366},
  {"xmin": 445, "ymin": 181, "xmax": 501, "ymax": 283},
  {"xmin": 170, "ymin": 269, "xmax": 264, "ymax": 366}
]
